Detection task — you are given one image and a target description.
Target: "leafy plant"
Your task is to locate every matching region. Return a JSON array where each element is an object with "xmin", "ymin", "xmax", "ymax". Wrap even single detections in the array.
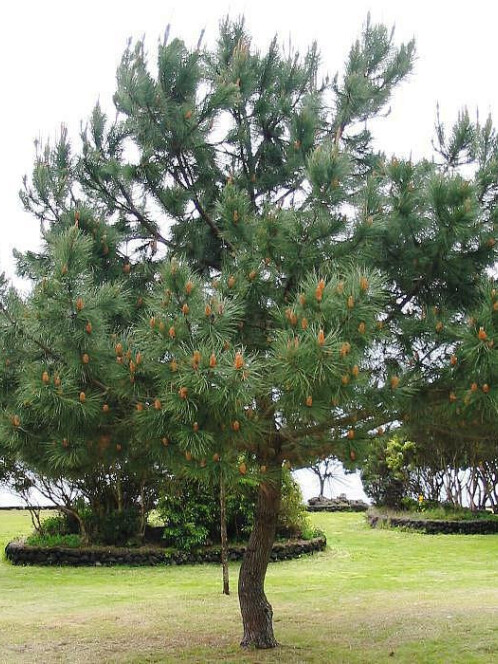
[
  {"xmin": 40, "ymin": 513, "xmax": 74, "ymax": 536},
  {"xmin": 25, "ymin": 533, "xmax": 82, "ymax": 548},
  {"xmin": 277, "ymin": 471, "xmax": 311, "ymax": 539},
  {"xmin": 157, "ymin": 469, "xmax": 308, "ymax": 552},
  {"xmin": 80, "ymin": 507, "xmax": 142, "ymax": 546}
]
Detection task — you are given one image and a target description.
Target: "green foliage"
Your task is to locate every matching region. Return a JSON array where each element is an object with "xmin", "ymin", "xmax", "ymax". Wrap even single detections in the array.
[
  {"xmin": 1, "ymin": 172, "xmax": 164, "ymax": 544},
  {"xmin": 157, "ymin": 481, "xmax": 212, "ymax": 551},
  {"xmin": 80, "ymin": 507, "xmax": 141, "ymax": 546},
  {"xmin": 37, "ymin": 501, "xmax": 145, "ymax": 547},
  {"xmin": 25, "ymin": 533, "xmax": 82, "ymax": 548},
  {"xmin": 157, "ymin": 479, "xmax": 254, "ymax": 551},
  {"xmin": 399, "ymin": 496, "xmax": 424, "ymax": 512},
  {"xmin": 334, "ymin": 16, "xmax": 415, "ymax": 136},
  {"xmin": 39, "ymin": 513, "xmax": 74, "ymax": 536},
  {"xmin": 361, "ymin": 436, "xmax": 411, "ymax": 508},
  {"xmin": 277, "ymin": 470, "xmax": 311, "ymax": 539},
  {"xmin": 157, "ymin": 469, "xmax": 309, "ymax": 552},
  {"xmin": 375, "ymin": 502, "xmax": 498, "ymax": 522},
  {"xmin": 162, "ymin": 516, "xmax": 209, "ymax": 553}
]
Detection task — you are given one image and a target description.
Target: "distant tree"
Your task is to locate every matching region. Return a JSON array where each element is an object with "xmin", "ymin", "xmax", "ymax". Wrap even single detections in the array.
[{"xmin": 308, "ymin": 457, "xmax": 345, "ymax": 498}]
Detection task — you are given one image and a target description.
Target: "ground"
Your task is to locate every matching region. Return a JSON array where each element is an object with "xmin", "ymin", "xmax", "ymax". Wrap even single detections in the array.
[{"xmin": 1, "ymin": 510, "xmax": 497, "ymax": 663}]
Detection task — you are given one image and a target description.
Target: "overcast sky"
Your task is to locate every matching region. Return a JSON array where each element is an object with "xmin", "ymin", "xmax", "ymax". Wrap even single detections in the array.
[{"xmin": 1, "ymin": 0, "xmax": 498, "ymax": 285}]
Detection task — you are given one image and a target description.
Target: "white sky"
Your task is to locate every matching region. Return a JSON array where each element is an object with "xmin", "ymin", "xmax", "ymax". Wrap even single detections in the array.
[{"xmin": 1, "ymin": 0, "xmax": 498, "ymax": 283}]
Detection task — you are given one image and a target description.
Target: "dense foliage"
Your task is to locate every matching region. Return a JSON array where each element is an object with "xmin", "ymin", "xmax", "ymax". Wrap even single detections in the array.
[{"xmin": 157, "ymin": 469, "xmax": 311, "ymax": 551}]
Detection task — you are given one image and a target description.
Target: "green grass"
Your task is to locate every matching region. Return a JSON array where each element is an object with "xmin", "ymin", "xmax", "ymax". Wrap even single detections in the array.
[{"xmin": 1, "ymin": 510, "xmax": 498, "ymax": 663}]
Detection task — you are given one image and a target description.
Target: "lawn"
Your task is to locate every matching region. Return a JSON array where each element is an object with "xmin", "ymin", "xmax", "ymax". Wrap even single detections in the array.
[{"xmin": 1, "ymin": 510, "xmax": 498, "ymax": 663}]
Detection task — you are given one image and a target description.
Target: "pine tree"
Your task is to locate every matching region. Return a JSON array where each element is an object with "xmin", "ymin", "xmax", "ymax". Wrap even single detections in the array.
[
  {"xmin": 101, "ymin": 17, "xmax": 412, "ymax": 647},
  {"xmin": 362, "ymin": 111, "xmax": 498, "ymax": 511},
  {"xmin": 0, "ymin": 16, "xmax": 414, "ymax": 647},
  {"xmin": 1, "ymin": 135, "xmax": 168, "ymax": 542}
]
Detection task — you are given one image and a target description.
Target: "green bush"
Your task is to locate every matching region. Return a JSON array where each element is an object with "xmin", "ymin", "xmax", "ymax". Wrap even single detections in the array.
[
  {"xmin": 157, "ymin": 469, "xmax": 310, "ymax": 552},
  {"xmin": 158, "ymin": 483, "xmax": 211, "ymax": 551},
  {"xmin": 157, "ymin": 479, "xmax": 254, "ymax": 551},
  {"xmin": 399, "ymin": 497, "xmax": 419, "ymax": 512},
  {"xmin": 371, "ymin": 503, "xmax": 498, "ymax": 521},
  {"xmin": 362, "ymin": 437, "xmax": 414, "ymax": 508},
  {"xmin": 303, "ymin": 526, "xmax": 325, "ymax": 541},
  {"xmin": 400, "ymin": 496, "xmax": 440, "ymax": 512},
  {"xmin": 40, "ymin": 514, "xmax": 72, "ymax": 536},
  {"xmin": 38, "ymin": 505, "xmax": 142, "ymax": 546},
  {"xmin": 417, "ymin": 505, "xmax": 498, "ymax": 521},
  {"xmin": 277, "ymin": 471, "xmax": 312, "ymax": 539},
  {"xmin": 81, "ymin": 507, "xmax": 141, "ymax": 546},
  {"xmin": 162, "ymin": 515, "xmax": 210, "ymax": 552},
  {"xmin": 25, "ymin": 533, "xmax": 82, "ymax": 548}
]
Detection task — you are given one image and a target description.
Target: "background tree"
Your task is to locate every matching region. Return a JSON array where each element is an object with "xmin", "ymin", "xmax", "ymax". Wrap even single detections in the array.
[
  {"xmin": 307, "ymin": 456, "xmax": 352, "ymax": 499},
  {"xmin": 0, "ymin": 145, "xmax": 167, "ymax": 543},
  {"xmin": 366, "ymin": 111, "xmax": 498, "ymax": 512}
]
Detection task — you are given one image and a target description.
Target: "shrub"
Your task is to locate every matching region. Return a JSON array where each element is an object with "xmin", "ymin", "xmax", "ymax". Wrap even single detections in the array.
[
  {"xmin": 371, "ymin": 503, "xmax": 498, "ymax": 521},
  {"xmin": 25, "ymin": 533, "xmax": 82, "ymax": 548},
  {"xmin": 40, "ymin": 514, "xmax": 72, "ymax": 536},
  {"xmin": 362, "ymin": 436, "xmax": 413, "ymax": 508},
  {"xmin": 157, "ymin": 469, "xmax": 309, "ymax": 552},
  {"xmin": 156, "ymin": 479, "xmax": 253, "ymax": 551},
  {"xmin": 399, "ymin": 497, "xmax": 419, "ymax": 512},
  {"xmin": 81, "ymin": 507, "xmax": 141, "ymax": 546},
  {"xmin": 276, "ymin": 471, "xmax": 311, "ymax": 539},
  {"xmin": 36, "ymin": 503, "xmax": 143, "ymax": 546}
]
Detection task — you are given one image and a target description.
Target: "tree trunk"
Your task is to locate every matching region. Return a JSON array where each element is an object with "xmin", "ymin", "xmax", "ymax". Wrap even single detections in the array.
[
  {"xmin": 27, "ymin": 505, "xmax": 43, "ymax": 534},
  {"xmin": 319, "ymin": 474, "xmax": 325, "ymax": 498},
  {"xmin": 139, "ymin": 477, "xmax": 147, "ymax": 541},
  {"xmin": 116, "ymin": 469, "xmax": 123, "ymax": 513},
  {"xmin": 220, "ymin": 473, "xmax": 230, "ymax": 595},
  {"xmin": 238, "ymin": 466, "xmax": 282, "ymax": 649}
]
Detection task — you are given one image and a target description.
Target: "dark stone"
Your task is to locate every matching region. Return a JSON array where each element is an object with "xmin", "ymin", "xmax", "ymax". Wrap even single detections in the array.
[
  {"xmin": 4, "ymin": 534, "xmax": 327, "ymax": 568},
  {"xmin": 307, "ymin": 494, "xmax": 369, "ymax": 512},
  {"xmin": 367, "ymin": 512, "xmax": 498, "ymax": 535}
]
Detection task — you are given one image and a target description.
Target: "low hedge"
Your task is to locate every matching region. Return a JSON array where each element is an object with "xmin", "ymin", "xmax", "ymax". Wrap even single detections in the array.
[
  {"xmin": 5, "ymin": 535, "xmax": 326, "ymax": 567},
  {"xmin": 368, "ymin": 512, "xmax": 498, "ymax": 535}
]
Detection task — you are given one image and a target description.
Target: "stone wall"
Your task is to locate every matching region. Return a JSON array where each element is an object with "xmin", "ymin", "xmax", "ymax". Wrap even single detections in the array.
[
  {"xmin": 307, "ymin": 495, "xmax": 369, "ymax": 512},
  {"xmin": 5, "ymin": 536, "xmax": 326, "ymax": 567},
  {"xmin": 368, "ymin": 513, "xmax": 498, "ymax": 534}
]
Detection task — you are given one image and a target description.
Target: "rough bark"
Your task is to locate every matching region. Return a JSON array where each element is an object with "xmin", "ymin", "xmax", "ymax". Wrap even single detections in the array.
[
  {"xmin": 238, "ymin": 465, "xmax": 282, "ymax": 649},
  {"xmin": 220, "ymin": 474, "xmax": 230, "ymax": 595}
]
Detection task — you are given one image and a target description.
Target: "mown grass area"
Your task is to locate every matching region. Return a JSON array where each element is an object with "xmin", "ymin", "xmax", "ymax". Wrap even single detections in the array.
[{"xmin": 1, "ymin": 510, "xmax": 498, "ymax": 663}]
